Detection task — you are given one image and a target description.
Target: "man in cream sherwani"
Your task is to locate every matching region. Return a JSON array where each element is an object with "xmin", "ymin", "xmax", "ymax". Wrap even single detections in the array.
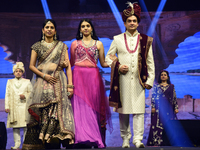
[
  {"xmin": 5, "ymin": 62, "xmax": 32, "ymax": 149},
  {"xmin": 106, "ymin": 2, "xmax": 155, "ymax": 148}
]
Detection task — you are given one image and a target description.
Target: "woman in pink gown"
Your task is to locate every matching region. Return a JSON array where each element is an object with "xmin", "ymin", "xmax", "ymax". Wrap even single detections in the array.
[{"xmin": 70, "ymin": 19, "xmax": 112, "ymax": 148}]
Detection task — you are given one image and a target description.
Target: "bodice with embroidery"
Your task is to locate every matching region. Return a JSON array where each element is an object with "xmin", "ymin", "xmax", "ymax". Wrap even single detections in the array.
[{"xmin": 74, "ymin": 40, "xmax": 99, "ymax": 65}]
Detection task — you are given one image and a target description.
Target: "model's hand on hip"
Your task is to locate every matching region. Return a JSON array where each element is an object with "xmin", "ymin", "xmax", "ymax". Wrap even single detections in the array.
[
  {"xmin": 44, "ymin": 74, "xmax": 57, "ymax": 85},
  {"xmin": 119, "ymin": 65, "xmax": 129, "ymax": 74}
]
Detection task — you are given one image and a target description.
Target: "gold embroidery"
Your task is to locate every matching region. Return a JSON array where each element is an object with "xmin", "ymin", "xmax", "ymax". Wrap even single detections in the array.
[
  {"xmin": 109, "ymin": 101, "xmax": 119, "ymax": 108},
  {"xmin": 143, "ymin": 75, "xmax": 146, "ymax": 80},
  {"xmin": 29, "ymin": 43, "xmax": 75, "ymax": 139},
  {"xmin": 114, "ymin": 86, "xmax": 118, "ymax": 91},
  {"xmin": 38, "ymin": 41, "xmax": 59, "ymax": 66}
]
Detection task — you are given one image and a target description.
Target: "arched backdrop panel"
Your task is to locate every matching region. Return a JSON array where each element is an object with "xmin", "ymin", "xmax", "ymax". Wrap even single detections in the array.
[{"xmin": 0, "ymin": 11, "xmax": 200, "ymax": 118}]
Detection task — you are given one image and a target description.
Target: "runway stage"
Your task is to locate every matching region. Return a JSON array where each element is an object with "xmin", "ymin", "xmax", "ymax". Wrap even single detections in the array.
[
  {"xmin": 69, "ymin": 148, "xmax": 200, "ymax": 150},
  {"xmin": 1, "ymin": 98, "xmax": 200, "ymax": 149},
  {"xmin": 3, "ymin": 147, "xmax": 200, "ymax": 150}
]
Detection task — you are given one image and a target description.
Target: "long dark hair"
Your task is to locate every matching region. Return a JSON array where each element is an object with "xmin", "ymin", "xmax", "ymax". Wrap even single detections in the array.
[
  {"xmin": 158, "ymin": 70, "xmax": 171, "ymax": 84},
  {"xmin": 39, "ymin": 19, "xmax": 59, "ymax": 41},
  {"xmin": 76, "ymin": 19, "xmax": 99, "ymax": 40}
]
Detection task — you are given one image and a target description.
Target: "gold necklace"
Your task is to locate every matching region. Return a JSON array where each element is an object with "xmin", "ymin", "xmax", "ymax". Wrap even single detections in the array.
[
  {"xmin": 42, "ymin": 40, "xmax": 56, "ymax": 49},
  {"xmin": 161, "ymin": 83, "xmax": 168, "ymax": 86}
]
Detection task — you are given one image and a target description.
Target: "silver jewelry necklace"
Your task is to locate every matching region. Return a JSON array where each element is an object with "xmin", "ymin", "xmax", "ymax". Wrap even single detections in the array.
[
  {"xmin": 42, "ymin": 40, "xmax": 56, "ymax": 49},
  {"xmin": 81, "ymin": 39, "xmax": 93, "ymax": 48}
]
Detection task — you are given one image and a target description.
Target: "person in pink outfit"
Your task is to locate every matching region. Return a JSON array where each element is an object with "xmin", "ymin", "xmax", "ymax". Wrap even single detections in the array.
[{"xmin": 70, "ymin": 18, "xmax": 112, "ymax": 148}]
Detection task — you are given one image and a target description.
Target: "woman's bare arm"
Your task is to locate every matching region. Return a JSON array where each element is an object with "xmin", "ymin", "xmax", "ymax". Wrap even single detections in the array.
[
  {"xmin": 97, "ymin": 41, "xmax": 109, "ymax": 68},
  {"xmin": 29, "ymin": 50, "xmax": 57, "ymax": 84}
]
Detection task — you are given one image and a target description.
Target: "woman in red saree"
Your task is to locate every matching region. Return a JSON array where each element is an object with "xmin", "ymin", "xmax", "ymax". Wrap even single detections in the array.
[{"xmin": 22, "ymin": 19, "xmax": 75, "ymax": 149}]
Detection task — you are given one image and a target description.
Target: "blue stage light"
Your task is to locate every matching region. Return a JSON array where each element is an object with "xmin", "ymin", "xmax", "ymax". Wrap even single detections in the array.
[
  {"xmin": 139, "ymin": 0, "xmax": 169, "ymax": 65},
  {"xmin": 41, "ymin": 0, "xmax": 52, "ymax": 19},
  {"xmin": 159, "ymin": 98, "xmax": 193, "ymax": 146},
  {"xmin": 107, "ymin": 0, "xmax": 125, "ymax": 33},
  {"xmin": 147, "ymin": 0, "xmax": 167, "ymax": 36}
]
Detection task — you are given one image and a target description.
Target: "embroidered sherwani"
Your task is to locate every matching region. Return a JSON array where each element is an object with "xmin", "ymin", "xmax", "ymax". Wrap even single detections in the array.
[
  {"xmin": 106, "ymin": 30, "xmax": 155, "ymax": 144},
  {"xmin": 106, "ymin": 31, "xmax": 155, "ymax": 114},
  {"xmin": 5, "ymin": 78, "xmax": 32, "ymax": 128}
]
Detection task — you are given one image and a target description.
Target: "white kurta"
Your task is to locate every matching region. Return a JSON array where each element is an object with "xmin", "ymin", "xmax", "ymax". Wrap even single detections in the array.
[
  {"xmin": 106, "ymin": 31, "xmax": 155, "ymax": 114},
  {"xmin": 5, "ymin": 78, "xmax": 32, "ymax": 128}
]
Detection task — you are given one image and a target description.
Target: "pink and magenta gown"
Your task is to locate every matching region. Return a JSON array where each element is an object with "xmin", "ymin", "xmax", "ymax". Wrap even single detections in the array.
[{"xmin": 70, "ymin": 40, "xmax": 112, "ymax": 148}]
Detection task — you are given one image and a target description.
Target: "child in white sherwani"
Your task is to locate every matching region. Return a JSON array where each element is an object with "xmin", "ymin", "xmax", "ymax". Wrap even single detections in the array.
[{"xmin": 5, "ymin": 62, "xmax": 32, "ymax": 149}]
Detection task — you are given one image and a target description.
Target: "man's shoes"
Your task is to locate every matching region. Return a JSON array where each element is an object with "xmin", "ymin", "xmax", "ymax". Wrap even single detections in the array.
[
  {"xmin": 135, "ymin": 141, "xmax": 145, "ymax": 148},
  {"xmin": 11, "ymin": 141, "xmax": 21, "ymax": 149},
  {"xmin": 122, "ymin": 139, "xmax": 130, "ymax": 148},
  {"xmin": 11, "ymin": 145, "xmax": 20, "ymax": 149}
]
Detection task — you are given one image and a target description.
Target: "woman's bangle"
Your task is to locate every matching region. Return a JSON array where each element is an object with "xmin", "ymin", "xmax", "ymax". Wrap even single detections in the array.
[
  {"xmin": 67, "ymin": 84, "xmax": 74, "ymax": 88},
  {"xmin": 43, "ymin": 74, "xmax": 46, "ymax": 79}
]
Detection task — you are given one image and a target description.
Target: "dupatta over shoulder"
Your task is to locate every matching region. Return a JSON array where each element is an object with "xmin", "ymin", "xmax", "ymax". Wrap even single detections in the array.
[{"xmin": 26, "ymin": 41, "xmax": 75, "ymax": 142}]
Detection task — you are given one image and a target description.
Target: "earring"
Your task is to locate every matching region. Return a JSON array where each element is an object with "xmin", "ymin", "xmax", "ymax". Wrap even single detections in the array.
[
  {"xmin": 91, "ymin": 31, "xmax": 93, "ymax": 36},
  {"xmin": 42, "ymin": 33, "xmax": 44, "ymax": 40},
  {"xmin": 80, "ymin": 32, "xmax": 82, "ymax": 37},
  {"xmin": 54, "ymin": 33, "xmax": 57, "ymax": 40}
]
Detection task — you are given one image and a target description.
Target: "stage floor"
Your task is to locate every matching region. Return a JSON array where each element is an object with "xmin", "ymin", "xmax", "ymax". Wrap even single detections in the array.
[
  {"xmin": 1, "ymin": 97, "xmax": 200, "ymax": 149},
  {"xmin": 3, "ymin": 147, "xmax": 200, "ymax": 150}
]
